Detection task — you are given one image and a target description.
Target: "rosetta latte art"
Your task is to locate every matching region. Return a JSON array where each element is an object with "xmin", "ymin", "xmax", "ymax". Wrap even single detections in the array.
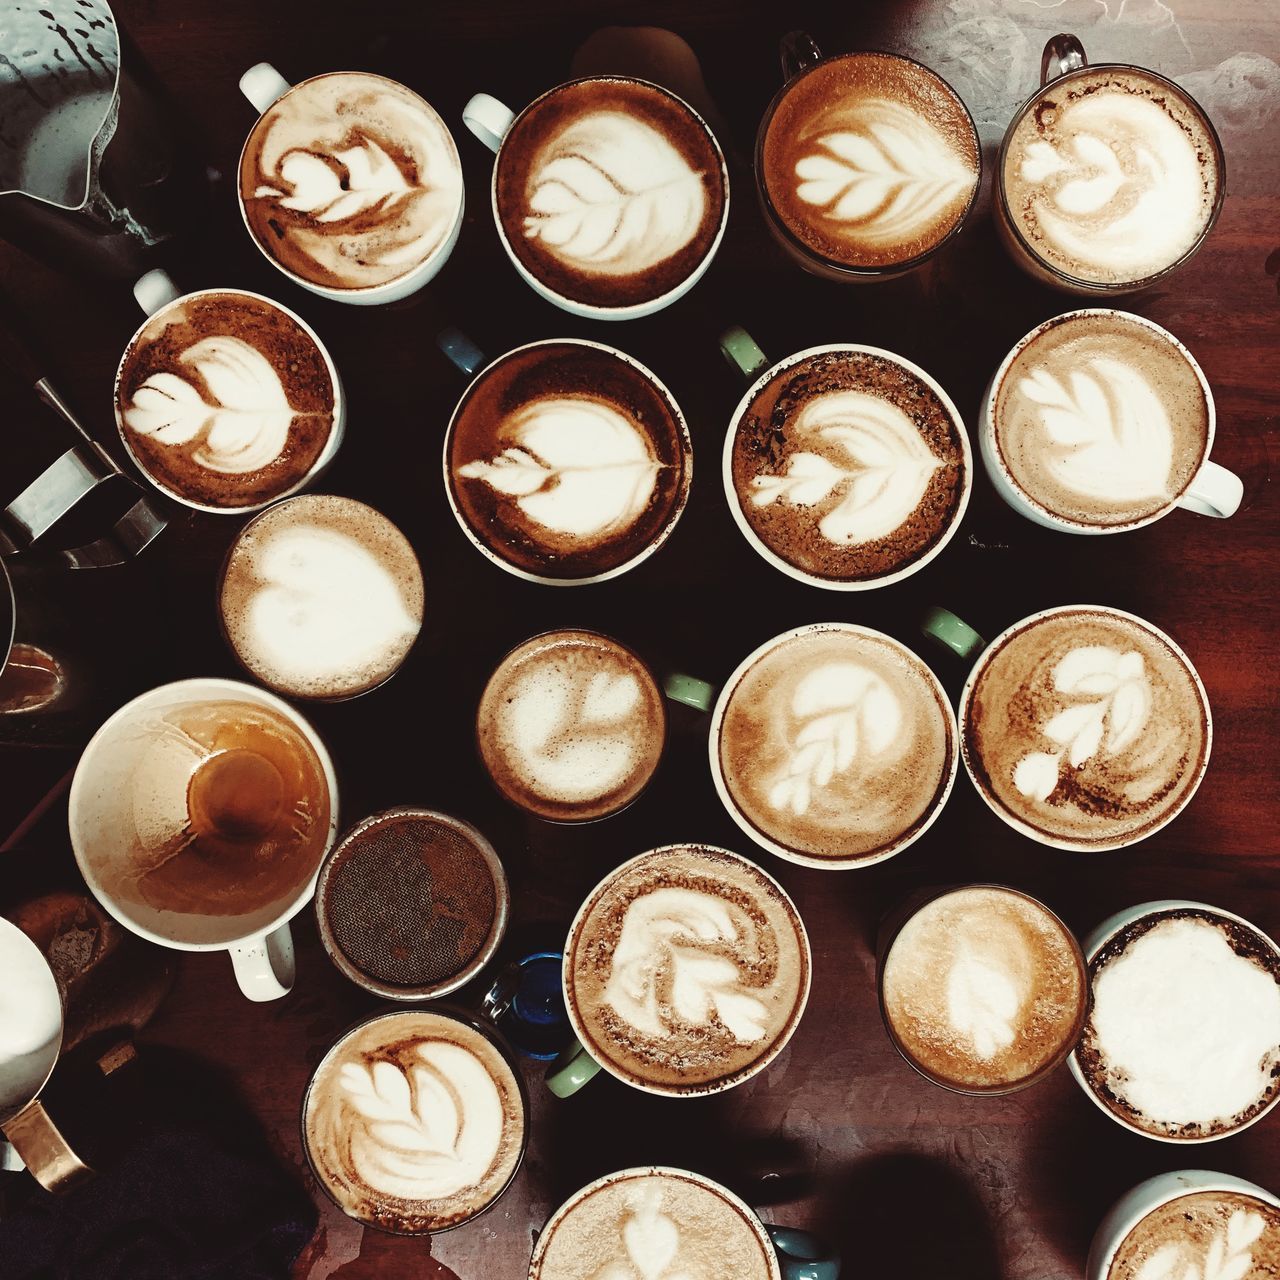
[{"xmin": 1130, "ymin": 1210, "xmax": 1268, "ymax": 1280}]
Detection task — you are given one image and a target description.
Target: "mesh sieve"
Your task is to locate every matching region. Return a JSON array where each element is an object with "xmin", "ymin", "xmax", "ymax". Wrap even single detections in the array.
[{"xmin": 315, "ymin": 808, "xmax": 509, "ymax": 999}]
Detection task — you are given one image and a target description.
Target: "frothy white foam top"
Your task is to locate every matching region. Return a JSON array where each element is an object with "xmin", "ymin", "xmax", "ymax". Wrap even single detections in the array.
[
  {"xmin": 523, "ymin": 110, "xmax": 707, "ymax": 276},
  {"xmin": 1089, "ymin": 917, "xmax": 1280, "ymax": 1127}
]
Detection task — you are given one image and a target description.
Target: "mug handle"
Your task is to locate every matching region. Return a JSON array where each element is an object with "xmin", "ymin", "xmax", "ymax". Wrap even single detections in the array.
[
  {"xmin": 463, "ymin": 93, "xmax": 516, "ymax": 153},
  {"xmin": 229, "ymin": 923, "xmax": 295, "ymax": 1002},
  {"xmin": 779, "ymin": 31, "xmax": 823, "ymax": 81},
  {"xmin": 921, "ymin": 607, "xmax": 986, "ymax": 663},
  {"xmin": 766, "ymin": 1225, "xmax": 842, "ymax": 1280},
  {"xmin": 240, "ymin": 62, "xmax": 292, "ymax": 114},
  {"xmin": 133, "ymin": 268, "xmax": 181, "ymax": 318},
  {"xmin": 1, "ymin": 1099, "xmax": 92, "ymax": 1193},
  {"xmin": 664, "ymin": 673, "xmax": 717, "ymax": 713},
  {"xmin": 720, "ymin": 326, "xmax": 772, "ymax": 380},
  {"xmin": 545, "ymin": 1036, "xmax": 603, "ymax": 1098},
  {"xmin": 1041, "ymin": 34, "xmax": 1087, "ymax": 85},
  {"xmin": 437, "ymin": 327, "xmax": 489, "ymax": 378},
  {"xmin": 1177, "ymin": 460, "xmax": 1243, "ymax": 518}
]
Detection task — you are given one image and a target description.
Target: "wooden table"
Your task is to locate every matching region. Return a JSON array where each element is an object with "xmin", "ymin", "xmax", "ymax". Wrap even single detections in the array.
[{"xmin": 2, "ymin": 2, "xmax": 1277, "ymax": 1276}]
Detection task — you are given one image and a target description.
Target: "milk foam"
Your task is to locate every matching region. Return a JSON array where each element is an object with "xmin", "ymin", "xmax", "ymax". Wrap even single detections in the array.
[
  {"xmin": 0, "ymin": 924, "xmax": 61, "ymax": 1111},
  {"xmin": 1083, "ymin": 915, "xmax": 1280, "ymax": 1135},
  {"xmin": 1110, "ymin": 1192, "xmax": 1280, "ymax": 1280}
]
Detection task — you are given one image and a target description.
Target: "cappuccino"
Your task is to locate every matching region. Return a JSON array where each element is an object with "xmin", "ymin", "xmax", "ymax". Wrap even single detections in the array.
[
  {"xmin": 714, "ymin": 625, "xmax": 955, "ymax": 866},
  {"xmin": 962, "ymin": 607, "xmax": 1210, "ymax": 848},
  {"xmin": 761, "ymin": 52, "xmax": 980, "ymax": 271},
  {"xmin": 530, "ymin": 1168, "xmax": 776, "ymax": 1280},
  {"xmin": 728, "ymin": 347, "xmax": 968, "ymax": 586},
  {"xmin": 880, "ymin": 886, "xmax": 1086, "ymax": 1092},
  {"xmin": 992, "ymin": 311, "xmax": 1211, "ymax": 528},
  {"xmin": 492, "ymin": 77, "xmax": 727, "ymax": 312},
  {"xmin": 477, "ymin": 630, "xmax": 665, "ymax": 822},
  {"xmin": 1075, "ymin": 907, "xmax": 1280, "ymax": 1140},
  {"xmin": 303, "ymin": 1009, "xmax": 525, "ymax": 1233},
  {"xmin": 446, "ymin": 341, "xmax": 691, "ymax": 582},
  {"xmin": 219, "ymin": 495, "xmax": 423, "ymax": 700},
  {"xmin": 115, "ymin": 290, "xmax": 336, "ymax": 510},
  {"xmin": 1001, "ymin": 67, "xmax": 1222, "ymax": 289},
  {"xmin": 565, "ymin": 845, "xmax": 810, "ymax": 1095},
  {"xmin": 240, "ymin": 73, "xmax": 463, "ymax": 292}
]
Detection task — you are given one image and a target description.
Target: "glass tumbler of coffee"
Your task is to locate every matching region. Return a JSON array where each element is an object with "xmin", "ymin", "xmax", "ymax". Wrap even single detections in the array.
[
  {"xmin": 754, "ymin": 33, "xmax": 980, "ymax": 281},
  {"xmin": 996, "ymin": 35, "xmax": 1225, "ymax": 295}
]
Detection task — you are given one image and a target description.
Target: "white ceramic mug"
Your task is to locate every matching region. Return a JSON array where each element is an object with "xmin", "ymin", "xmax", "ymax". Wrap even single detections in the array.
[
  {"xmin": 1086, "ymin": 1170, "xmax": 1280, "ymax": 1279},
  {"xmin": 68, "ymin": 677, "xmax": 340, "ymax": 1002},
  {"xmin": 980, "ymin": 309, "xmax": 1243, "ymax": 532},
  {"xmin": 237, "ymin": 64, "xmax": 464, "ymax": 305}
]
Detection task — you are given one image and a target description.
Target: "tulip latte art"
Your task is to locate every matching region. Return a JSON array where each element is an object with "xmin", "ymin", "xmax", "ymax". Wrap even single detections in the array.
[
  {"xmin": 566, "ymin": 846, "xmax": 809, "ymax": 1093},
  {"xmin": 304, "ymin": 1011, "xmax": 524, "ymax": 1233}
]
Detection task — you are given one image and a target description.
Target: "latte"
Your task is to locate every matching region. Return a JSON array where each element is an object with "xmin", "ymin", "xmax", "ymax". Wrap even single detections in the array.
[
  {"xmin": 991, "ymin": 311, "xmax": 1211, "ymax": 528},
  {"xmin": 446, "ymin": 341, "xmax": 691, "ymax": 582},
  {"xmin": 727, "ymin": 347, "xmax": 969, "ymax": 586},
  {"xmin": 880, "ymin": 886, "xmax": 1086, "ymax": 1092},
  {"xmin": 1107, "ymin": 1190, "xmax": 1280, "ymax": 1280},
  {"xmin": 565, "ymin": 845, "xmax": 810, "ymax": 1094},
  {"xmin": 303, "ymin": 1009, "xmax": 526, "ymax": 1233},
  {"xmin": 1001, "ymin": 67, "xmax": 1222, "ymax": 289},
  {"xmin": 962, "ymin": 607, "xmax": 1210, "ymax": 849},
  {"xmin": 240, "ymin": 72, "xmax": 463, "ymax": 292},
  {"xmin": 477, "ymin": 630, "xmax": 665, "ymax": 822},
  {"xmin": 530, "ymin": 1168, "xmax": 777, "ymax": 1280},
  {"xmin": 1075, "ymin": 907, "xmax": 1280, "ymax": 1140},
  {"xmin": 760, "ymin": 52, "xmax": 980, "ymax": 272},
  {"xmin": 714, "ymin": 625, "xmax": 955, "ymax": 867},
  {"xmin": 115, "ymin": 290, "xmax": 337, "ymax": 510},
  {"xmin": 219, "ymin": 495, "xmax": 423, "ymax": 700},
  {"xmin": 493, "ymin": 77, "xmax": 728, "ymax": 311}
]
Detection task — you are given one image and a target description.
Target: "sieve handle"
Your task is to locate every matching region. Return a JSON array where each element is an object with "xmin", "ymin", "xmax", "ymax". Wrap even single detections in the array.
[
  {"xmin": 229, "ymin": 924, "xmax": 295, "ymax": 1002},
  {"xmin": 545, "ymin": 1036, "xmax": 603, "ymax": 1097}
]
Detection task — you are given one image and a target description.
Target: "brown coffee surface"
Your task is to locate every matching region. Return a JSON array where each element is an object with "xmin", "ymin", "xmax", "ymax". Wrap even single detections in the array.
[
  {"xmin": 567, "ymin": 845, "xmax": 809, "ymax": 1093},
  {"xmin": 1109, "ymin": 1191, "xmax": 1280, "ymax": 1280},
  {"xmin": 994, "ymin": 312, "xmax": 1210, "ymax": 527},
  {"xmin": 448, "ymin": 341, "xmax": 690, "ymax": 580},
  {"xmin": 494, "ymin": 77, "xmax": 726, "ymax": 309},
  {"xmin": 304, "ymin": 1010, "xmax": 525, "ymax": 1234},
  {"xmin": 477, "ymin": 630, "xmax": 665, "ymax": 822},
  {"xmin": 718, "ymin": 626, "xmax": 953, "ymax": 863},
  {"xmin": 963, "ymin": 609, "xmax": 1209, "ymax": 847},
  {"xmin": 532, "ymin": 1170, "xmax": 775, "ymax": 1280},
  {"xmin": 730, "ymin": 349, "xmax": 967, "ymax": 583},
  {"xmin": 762, "ymin": 52, "xmax": 979, "ymax": 270},
  {"xmin": 116, "ymin": 291, "xmax": 334, "ymax": 509},
  {"xmin": 881, "ymin": 887, "xmax": 1085, "ymax": 1091}
]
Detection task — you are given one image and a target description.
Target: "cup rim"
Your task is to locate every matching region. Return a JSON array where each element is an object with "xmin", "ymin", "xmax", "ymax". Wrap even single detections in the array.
[
  {"xmin": 313, "ymin": 806, "xmax": 511, "ymax": 1000},
  {"xmin": 708, "ymin": 621, "xmax": 959, "ymax": 868},
  {"xmin": 474, "ymin": 626, "xmax": 669, "ymax": 823},
  {"xmin": 235, "ymin": 69, "xmax": 465, "ymax": 299},
  {"xmin": 560, "ymin": 843, "xmax": 813, "ymax": 1097},
  {"xmin": 1068, "ymin": 899, "xmax": 1280, "ymax": 1143},
  {"xmin": 875, "ymin": 882, "xmax": 1089, "ymax": 1095},
  {"xmin": 996, "ymin": 60, "xmax": 1227, "ymax": 294},
  {"xmin": 720, "ymin": 341, "xmax": 974, "ymax": 590},
  {"xmin": 441, "ymin": 336, "xmax": 694, "ymax": 585},
  {"xmin": 982, "ymin": 308, "xmax": 1217, "ymax": 533},
  {"xmin": 528, "ymin": 1164, "xmax": 783, "ymax": 1279},
  {"xmin": 113, "ymin": 286, "xmax": 345, "ymax": 515},
  {"xmin": 957, "ymin": 604, "xmax": 1213, "ymax": 852},
  {"xmin": 0, "ymin": 918, "xmax": 64, "ymax": 1119},
  {"xmin": 753, "ymin": 48, "xmax": 983, "ymax": 279},
  {"xmin": 299, "ymin": 1004, "xmax": 530, "ymax": 1235},
  {"xmin": 68, "ymin": 675, "xmax": 340, "ymax": 950},
  {"xmin": 214, "ymin": 492, "xmax": 425, "ymax": 702},
  {"xmin": 483, "ymin": 73, "xmax": 731, "ymax": 320}
]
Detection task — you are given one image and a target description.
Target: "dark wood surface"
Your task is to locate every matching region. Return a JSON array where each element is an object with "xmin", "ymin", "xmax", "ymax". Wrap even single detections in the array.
[{"xmin": 2, "ymin": 2, "xmax": 1278, "ymax": 1277}]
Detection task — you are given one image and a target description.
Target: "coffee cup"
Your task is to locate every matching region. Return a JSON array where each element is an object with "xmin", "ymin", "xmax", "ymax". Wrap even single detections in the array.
[
  {"xmin": 720, "ymin": 327, "xmax": 972, "ymax": 590},
  {"xmin": 996, "ymin": 35, "xmax": 1225, "ymax": 295},
  {"xmin": 461, "ymin": 75, "xmax": 729, "ymax": 319},
  {"xmin": 439, "ymin": 330, "xmax": 693, "ymax": 585},
  {"xmin": 69, "ymin": 676, "xmax": 339, "ymax": 1002},
  {"xmin": 114, "ymin": 269, "xmax": 345, "ymax": 514},
  {"xmin": 529, "ymin": 1166, "xmax": 840, "ymax": 1280},
  {"xmin": 755, "ymin": 32, "xmax": 980, "ymax": 282},
  {"xmin": 1087, "ymin": 1170, "xmax": 1280, "ymax": 1279},
  {"xmin": 924, "ymin": 604, "xmax": 1212, "ymax": 852},
  {"xmin": 237, "ymin": 64, "xmax": 464, "ymax": 305},
  {"xmin": 1069, "ymin": 900, "xmax": 1280, "ymax": 1143},
  {"xmin": 980, "ymin": 309, "xmax": 1242, "ymax": 531}
]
